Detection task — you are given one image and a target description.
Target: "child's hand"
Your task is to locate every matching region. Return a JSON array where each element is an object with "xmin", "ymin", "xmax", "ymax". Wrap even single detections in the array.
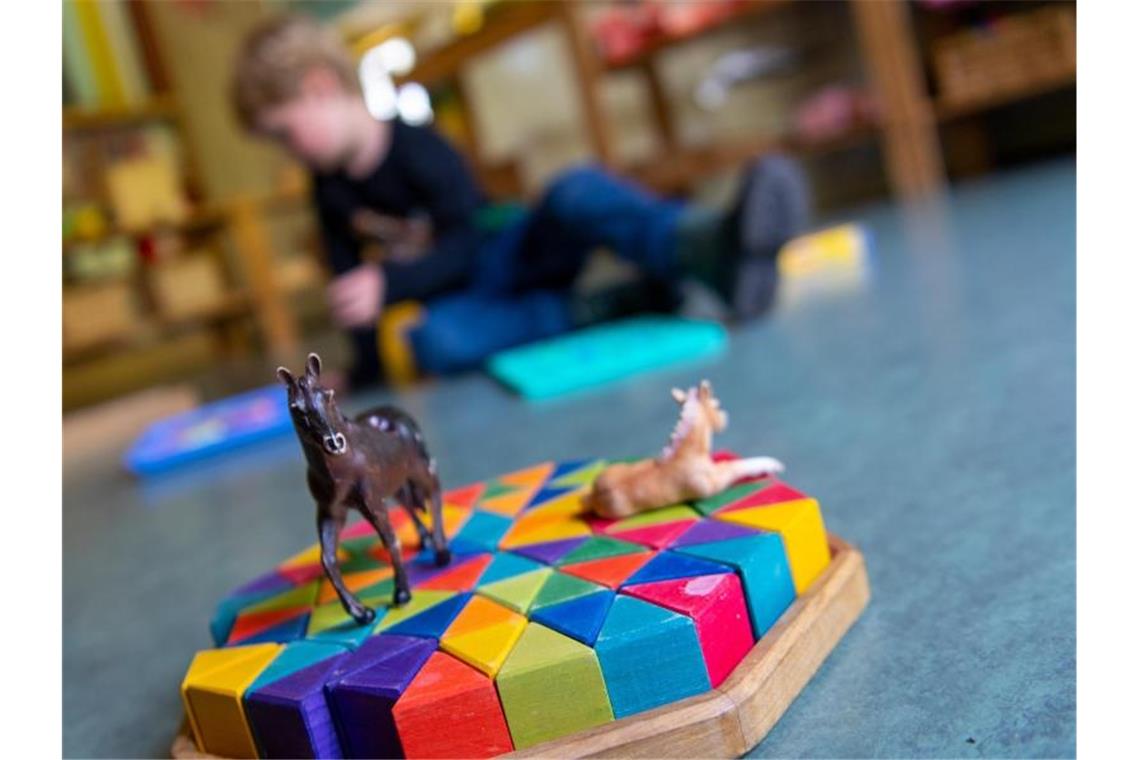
[{"xmin": 328, "ymin": 263, "xmax": 385, "ymax": 328}]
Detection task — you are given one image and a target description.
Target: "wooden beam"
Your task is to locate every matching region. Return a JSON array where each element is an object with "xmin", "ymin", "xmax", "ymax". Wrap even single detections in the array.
[{"xmin": 849, "ymin": 0, "xmax": 945, "ymax": 198}]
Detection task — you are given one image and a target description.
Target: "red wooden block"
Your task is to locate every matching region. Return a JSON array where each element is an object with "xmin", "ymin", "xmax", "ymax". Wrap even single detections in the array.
[
  {"xmin": 392, "ymin": 651, "xmax": 514, "ymax": 758},
  {"xmin": 607, "ymin": 519, "xmax": 698, "ymax": 549},
  {"xmin": 716, "ymin": 480, "xmax": 807, "ymax": 514},
  {"xmin": 561, "ymin": 552, "xmax": 654, "ymax": 589},
  {"xmin": 445, "ymin": 482, "xmax": 486, "ymax": 510},
  {"xmin": 417, "ymin": 554, "xmax": 493, "ymax": 591},
  {"xmin": 622, "ymin": 573, "xmax": 754, "ymax": 687}
]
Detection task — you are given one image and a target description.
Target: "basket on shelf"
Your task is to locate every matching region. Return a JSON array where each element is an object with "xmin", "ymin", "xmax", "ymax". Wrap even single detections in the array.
[{"xmin": 931, "ymin": 5, "xmax": 1075, "ymax": 107}]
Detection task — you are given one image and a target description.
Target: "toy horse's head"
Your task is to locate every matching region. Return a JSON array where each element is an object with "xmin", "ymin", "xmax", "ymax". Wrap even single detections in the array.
[
  {"xmin": 671, "ymin": 380, "xmax": 728, "ymax": 434},
  {"xmin": 277, "ymin": 353, "xmax": 348, "ymax": 456}
]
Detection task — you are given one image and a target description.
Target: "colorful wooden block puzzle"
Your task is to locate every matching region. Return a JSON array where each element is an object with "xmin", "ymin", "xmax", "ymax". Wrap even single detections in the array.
[{"xmin": 180, "ymin": 461, "xmax": 833, "ymax": 757}]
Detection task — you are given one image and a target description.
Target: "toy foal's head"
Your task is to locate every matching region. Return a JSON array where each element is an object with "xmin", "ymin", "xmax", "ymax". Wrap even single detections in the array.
[
  {"xmin": 277, "ymin": 353, "xmax": 348, "ymax": 456},
  {"xmin": 671, "ymin": 379, "xmax": 729, "ymax": 434}
]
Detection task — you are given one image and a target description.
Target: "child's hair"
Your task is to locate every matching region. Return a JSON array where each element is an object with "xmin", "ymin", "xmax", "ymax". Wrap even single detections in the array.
[{"xmin": 231, "ymin": 14, "xmax": 359, "ymax": 131}]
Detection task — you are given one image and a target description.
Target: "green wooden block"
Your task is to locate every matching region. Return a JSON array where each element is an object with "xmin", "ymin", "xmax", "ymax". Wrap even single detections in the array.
[
  {"xmin": 530, "ymin": 571, "xmax": 606, "ymax": 610},
  {"xmin": 476, "ymin": 568, "xmax": 553, "ymax": 614},
  {"xmin": 549, "ymin": 460, "xmax": 607, "ymax": 487},
  {"xmin": 495, "ymin": 623, "xmax": 614, "ymax": 749},
  {"xmin": 692, "ymin": 481, "xmax": 771, "ymax": 516},
  {"xmin": 606, "ymin": 505, "xmax": 700, "ymax": 530},
  {"xmin": 556, "ymin": 536, "xmax": 645, "ymax": 566},
  {"xmin": 242, "ymin": 581, "xmax": 319, "ymax": 615}
]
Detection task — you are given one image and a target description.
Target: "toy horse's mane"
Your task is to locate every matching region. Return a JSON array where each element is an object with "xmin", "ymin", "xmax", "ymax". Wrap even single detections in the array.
[{"xmin": 661, "ymin": 393, "xmax": 701, "ymax": 460}]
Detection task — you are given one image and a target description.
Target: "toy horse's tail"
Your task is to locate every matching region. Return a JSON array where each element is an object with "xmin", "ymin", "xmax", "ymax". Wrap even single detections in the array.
[{"xmin": 716, "ymin": 456, "xmax": 785, "ymax": 485}]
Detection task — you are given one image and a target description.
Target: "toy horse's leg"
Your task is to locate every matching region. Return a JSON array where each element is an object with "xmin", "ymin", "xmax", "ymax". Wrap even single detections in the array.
[
  {"xmin": 360, "ymin": 497, "xmax": 412, "ymax": 606},
  {"xmin": 396, "ymin": 485, "xmax": 432, "ymax": 549},
  {"xmin": 415, "ymin": 465, "xmax": 450, "ymax": 566},
  {"xmin": 318, "ymin": 508, "xmax": 375, "ymax": 624}
]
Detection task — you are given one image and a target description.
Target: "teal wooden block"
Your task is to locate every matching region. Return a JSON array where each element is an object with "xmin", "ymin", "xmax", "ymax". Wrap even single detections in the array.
[
  {"xmin": 479, "ymin": 553, "xmax": 546, "ymax": 585},
  {"xmin": 594, "ymin": 595, "xmax": 710, "ymax": 718},
  {"xmin": 675, "ymin": 533, "xmax": 795, "ymax": 637},
  {"xmin": 453, "ymin": 510, "xmax": 514, "ymax": 551},
  {"xmin": 247, "ymin": 641, "xmax": 349, "ymax": 693}
]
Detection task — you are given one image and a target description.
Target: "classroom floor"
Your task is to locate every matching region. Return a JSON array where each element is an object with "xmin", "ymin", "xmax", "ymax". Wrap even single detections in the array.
[{"xmin": 62, "ymin": 158, "xmax": 1075, "ymax": 758}]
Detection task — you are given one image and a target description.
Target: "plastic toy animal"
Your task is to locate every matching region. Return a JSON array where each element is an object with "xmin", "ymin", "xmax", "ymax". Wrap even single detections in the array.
[
  {"xmin": 277, "ymin": 353, "xmax": 450, "ymax": 624},
  {"xmin": 584, "ymin": 380, "xmax": 785, "ymax": 519}
]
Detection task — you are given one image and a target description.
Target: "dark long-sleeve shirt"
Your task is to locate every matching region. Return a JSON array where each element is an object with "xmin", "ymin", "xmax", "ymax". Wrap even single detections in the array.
[{"xmin": 312, "ymin": 119, "xmax": 484, "ymax": 303}]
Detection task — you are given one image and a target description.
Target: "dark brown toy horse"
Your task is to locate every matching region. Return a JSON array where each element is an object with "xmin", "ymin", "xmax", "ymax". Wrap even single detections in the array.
[{"xmin": 277, "ymin": 354, "xmax": 450, "ymax": 624}]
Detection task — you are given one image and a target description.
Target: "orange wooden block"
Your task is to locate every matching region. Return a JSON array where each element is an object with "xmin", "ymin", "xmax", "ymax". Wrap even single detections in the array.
[
  {"xmin": 478, "ymin": 489, "xmax": 536, "ymax": 517},
  {"xmin": 443, "ymin": 595, "xmax": 520, "ymax": 638},
  {"xmin": 561, "ymin": 552, "xmax": 654, "ymax": 589},
  {"xmin": 393, "ymin": 651, "xmax": 514, "ymax": 758},
  {"xmin": 316, "ymin": 566, "xmax": 393, "ymax": 604},
  {"xmin": 497, "ymin": 462, "xmax": 554, "ymax": 490}
]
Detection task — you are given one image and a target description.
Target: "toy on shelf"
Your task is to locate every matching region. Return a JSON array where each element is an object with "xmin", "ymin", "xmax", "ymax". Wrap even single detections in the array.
[
  {"xmin": 277, "ymin": 353, "xmax": 450, "ymax": 623},
  {"xmin": 583, "ymin": 380, "xmax": 784, "ymax": 519},
  {"xmin": 177, "ymin": 452, "xmax": 869, "ymax": 759}
]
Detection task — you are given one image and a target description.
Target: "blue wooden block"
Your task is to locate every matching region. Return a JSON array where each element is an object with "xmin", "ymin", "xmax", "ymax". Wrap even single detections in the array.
[
  {"xmin": 245, "ymin": 644, "xmax": 352, "ymax": 759},
  {"xmin": 453, "ymin": 510, "xmax": 514, "ymax": 551},
  {"xmin": 528, "ymin": 590, "xmax": 614, "ymax": 646},
  {"xmin": 325, "ymin": 635, "xmax": 436, "ymax": 758},
  {"xmin": 478, "ymin": 553, "xmax": 545, "ymax": 585},
  {"xmin": 594, "ymin": 595, "xmax": 711, "ymax": 718},
  {"xmin": 525, "ymin": 485, "xmax": 579, "ymax": 511},
  {"xmin": 675, "ymin": 533, "xmax": 795, "ymax": 637},
  {"xmin": 621, "ymin": 550, "xmax": 732, "ymax": 587},
  {"xmin": 385, "ymin": 593, "xmax": 471, "ymax": 639}
]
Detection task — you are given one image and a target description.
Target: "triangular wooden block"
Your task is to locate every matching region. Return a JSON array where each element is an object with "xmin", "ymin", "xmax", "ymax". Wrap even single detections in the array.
[
  {"xmin": 423, "ymin": 505, "xmax": 474, "ymax": 538},
  {"xmin": 524, "ymin": 488, "xmax": 588, "ymax": 518},
  {"xmin": 556, "ymin": 536, "xmax": 646, "ymax": 565},
  {"xmin": 622, "ymin": 550, "xmax": 732, "ymax": 587},
  {"xmin": 477, "ymin": 553, "xmax": 546, "ymax": 586},
  {"xmin": 692, "ymin": 480, "xmax": 773, "ymax": 516},
  {"xmin": 498, "ymin": 516, "xmax": 592, "ymax": 549},
  {"xmin": 549, "ymin": 460, "xmax": 607, "ymax": 487},
  {"xmin": 441, "ymin": 617, "xmax": 527, "ymax": 677},
  {"xmin": 560, "ymin": 552, "xmax": 654, "ymax": 589},
  {"xmin": 604, "ymin": 505, "xmax": 700, "ymax": 531},
  {"xmin": 416, "ymin": 554, "xmax": 492, "ymax": 591},
  {"xmin": 480, "ymin": 479, "xmax": 518, "ymax": 499},
  {"xmin": 498, "ymin": 462, "xmax": 554, "ymax": 490},
  {"xmin": 386, "ymin": 592, "xmax": 472, "ymax": 639},
  {"xmin": 621, "ymin": 573, "xmax": 753, "ymax": 687},
  {"xmin": 276, "ymin": 562, "xmax": 325, "ymax": 586},
  {"xmin": 242, "ymin": 581, "xmax": 319, "ymax": 615},
  {"xmin": 229, "ymin": 606, "xmax": 310, "ymax": 645},
  {"xmin": 525, "ymin": 485, "xmax": 582, "ymax": 511},
  {"xmin": 606, "ymin": 520, "xmax": 697, "ymax": 549},
  {"xmin": 529, "ymin": 591, "xmax": 614, "ymax": 646},
  {"xmin": 443, "ymin": 595, "xmax": 522, "ymax": 638},
  {"xmin": 306, "ymin": 596, "xmax": 384, "ymax": 638},
  {"xmin": 444, "ymin": 482, "xmax": 486, "ymax": 510},
  {"xmin": 476, "ymin": 489, "xmax": 536, "ymax": 517},
  {"xmin": 715, "ymin": 481, "xmax": 807, "ymax": 514},
  {"xmin": 671, "ymin": 519, "xmax": 758, "ymax": 547},
  {"xmin": 229, "ymin": 611, "xmax": 310, "ymax": 646},
  {"xmin": 317, "ymin": 567, "xmax": 393, "ymax": 604},
  {"xmin": 476, "ymin": 568, "xmax": 553, "ymax": 614},
  {"xmin": 531, "ymin": 571, "xmax": 607, "ymax": 610},
  {"xmin": 509, "ymin": 536, "xmax": 588, "ymax": 565},
  {"xmin": 713, "ymin": 497, "xmax": 829, "ymax": 593},
  {"xmin": 246, "ymin": 641, "xmax": 347, "ymax": 693},
  {"xmin": 375, "ymin": 590, "xmax": 456, "ymax": 632},
  {"xmin": 182, "ymin": 642, "xmax": 282, "ymax": 758}
]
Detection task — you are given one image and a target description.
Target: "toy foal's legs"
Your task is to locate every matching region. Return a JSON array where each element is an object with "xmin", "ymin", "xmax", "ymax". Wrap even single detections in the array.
[
  {"xmin": 318, "ymin": 509, "xmax": 375, "ymax": 624},
  {"xmin": 416, "ymin": 467, "xmax": 450, "ymax": 566},
  {"xmin": 707, "ymin": 456, "xmax": 785, "ymax": 492},
  {"xmin": 361, "ymin": 498, "xmax": 412, "ymax": 606}
]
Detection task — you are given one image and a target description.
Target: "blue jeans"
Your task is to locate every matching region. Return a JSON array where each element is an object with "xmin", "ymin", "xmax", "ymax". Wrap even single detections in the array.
[{"xmin": 410, "ymin": 166, "xmax": 685, "ymax": 373}]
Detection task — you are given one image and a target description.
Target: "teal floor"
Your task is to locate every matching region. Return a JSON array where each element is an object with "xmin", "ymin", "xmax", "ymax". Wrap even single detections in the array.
[{"xmin": 63, "ymin": 159, "xmax": 1075, "ymax": 757}]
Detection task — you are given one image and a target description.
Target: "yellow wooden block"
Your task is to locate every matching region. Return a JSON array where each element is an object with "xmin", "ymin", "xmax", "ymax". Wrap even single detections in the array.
[
  {"xmin": 423, "ymin": 504, "xmax": 472, "ymax": 538},
  {"xmin": 441, "ymin": 616, "xmax": 527, "ymax": 677},
  {"xmin": 499, "ymin": 516, "xmax": 592, "ymax": 549},
  {"xmin": 478, "ymin": 488, "xmax": 537, "ymax": 516},
  {"xmin": 181, "ymin": 643, "xmax": 281, "ymax": 758},
  {"xmin": 715, "ymin": 498, "xmax": 830, "ymax": 594},
  {"xmin": 526, "ymin": 487, "xmax": 589, "ymax": 518}
]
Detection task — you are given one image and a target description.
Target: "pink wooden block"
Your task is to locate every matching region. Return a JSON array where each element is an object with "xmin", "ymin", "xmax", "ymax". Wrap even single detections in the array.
[{"xmin": 622, "ymin": 572, "xmax": 754, "ymax": 687}]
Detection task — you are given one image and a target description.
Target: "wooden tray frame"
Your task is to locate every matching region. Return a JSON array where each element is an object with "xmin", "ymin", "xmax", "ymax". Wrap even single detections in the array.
[{"xmin": 174, "ymin": 535, "xmax": 870, "ymax": 759}]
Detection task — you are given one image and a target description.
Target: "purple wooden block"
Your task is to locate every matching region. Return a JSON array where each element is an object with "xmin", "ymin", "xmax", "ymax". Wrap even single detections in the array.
[
  {"xmin": 510, "ymin": 536, "xmax": 588, "ymax": 565},
  {"xmin": 671, "ymin": 519, "xmax": 760, "ymax": 547},
  {"xmin": 246, "ymin": 651, "xmax": 353, "ymax": 759},
  {"xmin": 231, "ymin": 568, "xmax": 293, "ymax": 597},
  {"xmin": 325, "ymin": 635, "xmax": 436, "ymax": 758}
]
